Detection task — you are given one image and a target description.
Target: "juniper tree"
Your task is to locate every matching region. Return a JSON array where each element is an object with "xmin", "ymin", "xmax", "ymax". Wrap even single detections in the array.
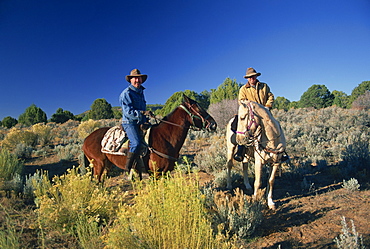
[{"xmin": 18, "ymin": 104, "xmax": 47, "ymax": 126}]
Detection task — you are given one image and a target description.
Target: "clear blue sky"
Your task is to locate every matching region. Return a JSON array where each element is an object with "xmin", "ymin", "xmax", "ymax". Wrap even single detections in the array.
[{"xmin": 1, "ymin": 0, "xmax": 369, "ymax": 120}]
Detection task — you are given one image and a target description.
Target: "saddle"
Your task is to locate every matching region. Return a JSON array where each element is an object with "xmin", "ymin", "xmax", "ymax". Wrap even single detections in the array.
[
  {"xmin": 101, "ymin": 125, "xmax": 150, "ymax": 156},
  {"xmin": 101, "ymin": 126, "xmax": 129, "ymax": 155}
]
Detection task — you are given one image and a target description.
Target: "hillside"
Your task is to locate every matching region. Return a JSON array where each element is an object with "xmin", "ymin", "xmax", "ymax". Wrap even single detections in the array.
[{"xmin": 0, "ymin": 105, "xmax": 369, "ymax": 248}]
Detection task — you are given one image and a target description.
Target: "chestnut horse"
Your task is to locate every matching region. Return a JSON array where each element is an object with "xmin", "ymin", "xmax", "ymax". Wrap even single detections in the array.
[
  {"xmin": 83, "ymin": 95, "xmax": 217, "ymax": 181},
  {"xmin": 226, "ymin": 100, "xmax": 286, "ymax": 209}
]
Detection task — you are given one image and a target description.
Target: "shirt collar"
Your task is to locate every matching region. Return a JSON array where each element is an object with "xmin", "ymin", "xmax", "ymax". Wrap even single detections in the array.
[{"xmin": 129, "ymin": 84, "xmax": 145, "ymax": 92}]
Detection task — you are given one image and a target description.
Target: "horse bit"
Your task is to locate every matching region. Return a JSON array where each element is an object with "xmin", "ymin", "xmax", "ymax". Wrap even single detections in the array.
[
  {"xmin": 143, "ymin": 103, "xmax": 212, "ymax": 161},
  {"xmin": 150, "ymin": 103, "xmax": 212, "ymax": 131}
]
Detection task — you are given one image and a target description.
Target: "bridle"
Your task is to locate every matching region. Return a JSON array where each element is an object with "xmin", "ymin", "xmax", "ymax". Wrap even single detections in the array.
[
  {"xmin": 151, "ymin": 102, "xmax": 213, "ymax": 131},
  {"xmin": 145, "ymin": 102, "xmax": 213, "ymax": 160},
  {"xmin": 236, "ymin": 102, "xmax": 261, "ymax": 142},
  {"xmin": 235, "ymin": 102, "xmax": 285, "ymax": 159},
  {"xmin": 179, "ymin": 103, "xmax": 213, "ymax": 131}
]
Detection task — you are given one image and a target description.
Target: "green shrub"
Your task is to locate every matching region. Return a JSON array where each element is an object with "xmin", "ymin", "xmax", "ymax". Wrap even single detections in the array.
[
  {"xmin": 13, "ymin": 143, "xmax": 33, "ymax": 159},
  {"xmin": 23, "ymin": 170, "xmax": 50, "ymax": 198},
  {"xmin": 334, "ymin": 216, "xmax": 365, "ymax": 249},
  {"xmin": 1, "ymin": 128, "xmax": 37, "ymax": 151},
  {"xmin": 342, "ymin": 178, "xmax": 360, "ymax": 192},
  {"xmin": 31, "ymin": 123, "xmax": 53, "ymax": 146},
  {"xmin": 211, "ymin": 188, "xmax": 264, "ymax": 240},
  {"xmin": 77, "ymin": 119, "xmax": 102, "ymax": 139},
  {"xmin": 1, "ymin": 116, "xmax": 18, "ymax": 129},
  {"xmin": 18, "ymin": 104, "xmax": 47, "ymax": 126},
  {"xmin": 213, "ymin": 170, "xmax": 242, "ymax": 189},
  {"xmin": 35, "ymin": 166, "xmax": 124, "ymax": 236},
  {"xmin": 75, "ymin": 213, "xmax": 104, "ymax": 249},
  {"xmin": 0, "ymin": 206, "xmax": 22, "ymax": 249},
  {"xmin": 106, "ymin": 171, "xmax": 232, "ymax": 249},
  {"xmin": 194, "ymin": 131, "xmax": 228, "ymax": 173},
  {"xmin": 54, "ymin": 144, "xmax": 81, "ymax": 161},
  {"xmin": 0, "ymin": 149, "xmax": 24, "ymax": 181}
]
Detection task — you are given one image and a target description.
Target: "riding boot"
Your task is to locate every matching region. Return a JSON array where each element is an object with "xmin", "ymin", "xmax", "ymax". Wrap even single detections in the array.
[
  {"xmin": 234, "ymin": 145, "xmax": 245, "ymax": 162},
  {"xmin": 125, "ymin": 152, "xmax": 137, "ymax": 171}
]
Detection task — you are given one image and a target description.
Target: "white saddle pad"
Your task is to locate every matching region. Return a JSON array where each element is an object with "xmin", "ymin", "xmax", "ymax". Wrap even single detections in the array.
[{"xmin": 101, "ymin": 126, "xmax": 129, "ymax": 155}]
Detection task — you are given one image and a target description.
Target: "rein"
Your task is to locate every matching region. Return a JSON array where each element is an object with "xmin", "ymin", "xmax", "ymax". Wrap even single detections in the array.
[
  {"xmin": 236, "ymin": 102, "xmax": 259, "ymax": 138},
  {"xmin": 234, "ymin": 102, "xmax": 284, "ymax": 157},
  {"xmin": 148, "ymin": 147, "xmax": 178, "ymax": 161},
  {"xmin": 179, "ymin": 104, "xmax": 212, "ymax": 131},
  {"xmin": 151, "ymin": 104, "xmax": 211, "ymax": 131},
  {"xmin": 144, "ymin": 103, "xmax": 211, "ymax": 161}
]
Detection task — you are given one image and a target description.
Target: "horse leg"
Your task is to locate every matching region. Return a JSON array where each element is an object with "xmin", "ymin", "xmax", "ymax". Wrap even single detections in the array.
[
  {"xmin": 253, "ymin": 156, "xmax": 263, "ymax": 200},
  {"xmin": 226, "ymin": 143, "xmax": 236, "ymax": 190},
  {"xmin": 92, "ymin": 159, "xmax": 106, "ymax": 182},
  {"xmin": 267, "ymin": 162, "xmax": 279, "ymax": 210},
  {"xmin": 242, "ymin": 160, "xmax": 252, "ymax": 191},
  {"xmin": 85, "ymin": 156, "xmax": 103, "ymax": 182},
  {"xmin": 226, "ymin": 159, "xmax": 234, "ymax": 190}
]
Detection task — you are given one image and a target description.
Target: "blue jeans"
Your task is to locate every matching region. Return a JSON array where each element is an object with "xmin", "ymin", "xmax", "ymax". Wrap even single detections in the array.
[{"xmin": 121, "ymin": 123, "xmax": 142, "ymax": 153}]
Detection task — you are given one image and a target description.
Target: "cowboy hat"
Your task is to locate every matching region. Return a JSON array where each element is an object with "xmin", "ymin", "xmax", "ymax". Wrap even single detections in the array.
[
  {"xmin": 126, "ymin": 69, "xmax": 147, "ymax": 83},
  {"xmin": 243, "ymin": 67, "xmax": 261, "ymax": 79}
]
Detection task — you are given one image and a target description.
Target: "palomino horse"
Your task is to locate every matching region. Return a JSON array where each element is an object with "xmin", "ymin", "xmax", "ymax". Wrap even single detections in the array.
[
  {"xmin": 226, "ymin": 100, "xmax": 286, "ymax": 209},
  {"xmin": 83, "ymin": 95, "xmax": 217, "ymax": 181}
]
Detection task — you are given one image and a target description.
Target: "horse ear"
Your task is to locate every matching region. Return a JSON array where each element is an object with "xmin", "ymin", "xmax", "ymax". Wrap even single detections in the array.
[
  {"xmin": 182, "ymin": 94, "xmax": 190, "ymax": 103},
  {"xmin": 240, "ymin": 99, "xmax": 247, "ymax": 106}
]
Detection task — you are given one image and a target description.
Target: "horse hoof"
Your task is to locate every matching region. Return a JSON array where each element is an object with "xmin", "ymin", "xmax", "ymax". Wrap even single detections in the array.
[
  {"xmin": 268, "ymin": 200, "xmax": 276, "ymax": 210},
  {"xmin": 245, "ymin": 188, "xmax": 253, "ymax": 195}
]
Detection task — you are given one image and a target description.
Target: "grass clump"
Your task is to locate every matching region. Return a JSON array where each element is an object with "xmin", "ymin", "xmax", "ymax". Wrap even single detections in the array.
[
  {"xmin": 54, "ymin": 143, "xmax": 81, "ymax": 161},
  {"xmin": 0, "ymin": 149, "xmax": 24, "ymax": 181},
  {"xmin": 342, "ymin": 178, "xmax": 361, "ymax": 192},
  {"xmin": 1, "ymin": 128, "xmax": 37, "ymax": 151},
  {"xmin": 213, "ymin": 169, "xmax": 243, "ymax": 189},
  {"xmin": 34, "ymin": 166, "xmax": 125, "ymax": 245},
  {"xmin": 211, "ymin": 188, "xmax": 264, "ymax": 240},
  {"xmin": 334, "ymin": 216, "xmax": 365, "ymax": 249},
  {"xmin": 0, "ymin": 206, "xmax": 22, "ymax": 249},
  {"xmin": 106, "ymin": 171, "xmax": 233, "ymax": 249},
  {"xmin": 77, "ymin": 119, "xmax": 101, "ymax": 139},
  {"xmin": 31, "ymin": 123, "xmax": 53, "ymax": 146}
]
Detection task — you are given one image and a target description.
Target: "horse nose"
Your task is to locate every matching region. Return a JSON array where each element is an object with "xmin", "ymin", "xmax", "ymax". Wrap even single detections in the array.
[
  {"xmin": 236, "ymin": 134, "xmax": 246, "ymax": 145},
  {"xmin": 210, "ymin": 122, "xmax": 217, "ymax": 131}
]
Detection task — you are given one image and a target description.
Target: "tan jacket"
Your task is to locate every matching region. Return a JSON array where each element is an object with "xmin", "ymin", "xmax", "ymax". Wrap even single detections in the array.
[{"xmin": 238, "ymin": 81, "xmax": 274, "ymax": 108}]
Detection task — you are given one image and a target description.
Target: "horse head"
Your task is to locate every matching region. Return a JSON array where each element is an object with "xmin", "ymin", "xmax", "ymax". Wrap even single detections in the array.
[
  {"xmin": 180, "ymin": 94, "xmax": 217, "ymax": 131},
  {"xmin": 236, "ymin": 100, "xmax": 261, "ymax": 145}
]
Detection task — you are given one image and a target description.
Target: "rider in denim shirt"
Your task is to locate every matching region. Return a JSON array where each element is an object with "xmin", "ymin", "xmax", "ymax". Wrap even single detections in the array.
[{"xmin": 120, "ymin": 69, "xmax": 148, "ymax": 171}]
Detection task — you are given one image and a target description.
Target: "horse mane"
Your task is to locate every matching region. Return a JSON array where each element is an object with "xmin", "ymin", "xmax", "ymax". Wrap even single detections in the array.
[{"xmin": 160, "ymin": 98, "xmax": 189, "ymax": 122}]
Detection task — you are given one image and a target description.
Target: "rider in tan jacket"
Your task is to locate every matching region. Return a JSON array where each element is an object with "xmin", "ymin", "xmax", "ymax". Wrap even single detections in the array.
[
  {"xmin": 234, "ymin": 67, "xmax": 275, "ymax": 161},
  {"xmin": 238, "ymin": 68, "xmax": 274, "ymax": 109}
]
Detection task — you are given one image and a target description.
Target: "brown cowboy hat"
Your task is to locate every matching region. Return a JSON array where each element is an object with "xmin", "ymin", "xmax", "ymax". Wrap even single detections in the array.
[
  {"xmin": 243, "ymin": 67, "xmax": 261, "ymax": 79},
  {"xmin": 126, "ymin": 69, "xmax": 147, "ymax": 83}
]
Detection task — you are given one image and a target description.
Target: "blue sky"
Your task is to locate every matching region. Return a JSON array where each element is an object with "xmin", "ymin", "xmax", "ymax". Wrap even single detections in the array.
[{"xmin": 1, "ymin": 0, "xmax": 369, "ymax": 120}]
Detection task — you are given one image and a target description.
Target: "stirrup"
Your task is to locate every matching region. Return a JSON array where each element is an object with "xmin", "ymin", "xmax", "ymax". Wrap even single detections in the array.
[
  {"xmin": 281, "ymin": 154, "xmax": 290, "ymax": 162},
  {"xmin": 234, "ymin": 154, "xmax": 243, "ymax": 162},
  {"xmin": 234, "ymin": 145, "xmax": 245, "ymax": 162}
]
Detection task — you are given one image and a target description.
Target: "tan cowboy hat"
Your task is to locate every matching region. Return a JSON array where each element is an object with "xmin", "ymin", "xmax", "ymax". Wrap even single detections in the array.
[
  {"xmin": 243, "ymin": 67, "xmax": 261, "ymax": 79},
  {"xmin": 126, "ymin": 69, "xmax": 147, "ymax": 83}
]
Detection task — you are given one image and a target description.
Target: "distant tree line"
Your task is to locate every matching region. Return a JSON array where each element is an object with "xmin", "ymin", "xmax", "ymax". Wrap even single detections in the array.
[{"xmin": 1, "ymin": 79, "xmax": 369, "ymax": 128}]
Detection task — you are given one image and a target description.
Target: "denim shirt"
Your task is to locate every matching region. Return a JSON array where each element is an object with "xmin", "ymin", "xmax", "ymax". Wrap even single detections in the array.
[{"xmin": 119, "ymin": 84, "xmax": 146, "ymax": 124}]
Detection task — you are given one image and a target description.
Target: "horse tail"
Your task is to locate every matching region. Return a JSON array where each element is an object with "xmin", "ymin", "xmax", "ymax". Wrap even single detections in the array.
[{"xmin": 84, "ymin": 154, "xmax": 90, "ymax": 168}]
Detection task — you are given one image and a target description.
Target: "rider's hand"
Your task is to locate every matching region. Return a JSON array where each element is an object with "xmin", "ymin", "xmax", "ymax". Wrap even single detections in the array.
[{"xmin": 140, "ymin": 110, "xmax": 154, "ymax": 117}]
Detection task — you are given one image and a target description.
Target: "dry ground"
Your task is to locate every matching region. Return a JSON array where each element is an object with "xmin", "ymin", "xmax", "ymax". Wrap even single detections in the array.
[{"xmin": 8, "ymin": 151, "xmax": 369, "ymax": 248}]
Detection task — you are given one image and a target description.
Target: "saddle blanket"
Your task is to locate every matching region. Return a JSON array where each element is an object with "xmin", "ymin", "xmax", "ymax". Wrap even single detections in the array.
[{"xmin": 101, "ymin": 126, "xmax": 129, "ymax": 155}]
